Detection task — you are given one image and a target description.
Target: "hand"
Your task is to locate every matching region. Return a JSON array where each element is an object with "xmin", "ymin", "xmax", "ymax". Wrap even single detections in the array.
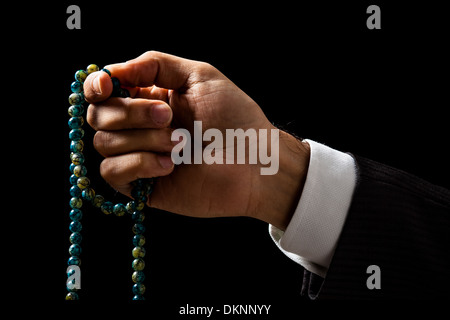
[{"xmin": 84, "ymin": 51, "xmax": 310, "ymax": 230}]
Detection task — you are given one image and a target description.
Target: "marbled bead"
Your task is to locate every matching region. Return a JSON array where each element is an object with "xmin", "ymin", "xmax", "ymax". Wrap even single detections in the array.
[
  {"xmin": 113, "ymin": 203, "xmax": 126, "ymax": 217},
  {"xmin": 69, "ymin": 128, "xmax": 84, "ymax": 141},
  {"xmin": 111, "ymin": 77, "xmax": 121, "ymax": 96},
  {"xmin": 69, "ymin": 221, "xmax": 82, "ymax": 233},
  {"xmin": 69, "ymin": 197, "xmax": 82, "ymax": 209},
  {"xmin": 77, "ymin": 176, "xmax": 90, "ymax": 190},
  {"xmin": 132, "ymin": 223, "xmax": 146, "ymax": 235},
  {"xmin": 70, "ymin": 186, "xmax": 82, "ymax": 197},
  {"xmin": 132, "ymin": 283, "xmax": 146, "ymax": 295},
  {"xmin": 132, "ymin": 295, "xmax": 145, "ymax": 300},
  {"xmin": 75, "ymin": 69, "xmax": 88, "ymax": 82},
  {"xmin": 70, "ymin": 140, "xmax": 84, "ymax": 153},
  {"xmin": 82, "ymin": 188, "xmax": 95, "ymax": 201},
  {"xmin": 65, "ymin": 292, "xmax": 79, "ymax": 300},
  {"xmin": 132, "ymin": 258, "xmax": 145, "ymax": 271},
  {"xmin": 101, "ymin": 201, "xmax": 114, "ymax": 215},
  {"xmin": 68, "ymin": 116, "xmax": 84, "ymax": 129},
  {"xmin": 68, "ymin": 256, "xmax": 81, "ymax": 266},
  {"xmin": 131, "ymin": 187, "xmax": 145, "ymax": 199},
  {"xmin": 68, "ymin": 104, "xmax": 84, "ymax": 117},
  {"xmin": 73, "ymin": 165, "xmax": 87, "ymax": 177},
  {"xmin": 101, "ymin": 68, "xmax": 111, "ymax": 76},
  {"xmin": 69, "ymin": 93, "xmax": 83, "ymax": 105},
  {"xmin": 69, "ymin": 244, "xmax": 82, "ymax": 256},
  {"xmin": 132, "ymin": 246, "xmax": 146, "ymax": 258},
  {"xmin": 70, "ymin": 232, "xmax": 82, "ymax": 244},
  {"xmin": 120, "ymin": 88, "xmax": 130, "ymax": 98},
  {"xmin": 126, "ymin": 200, "xmax": 145, "ymax": 213},
  {"xmin": 69, "ymin": 208, "xmax": 82, "ymax": 221},
  {"xmin": 86, "ymin": 64, "xmax": 99, "ymax": 74},
  {"xmin": 70, "ymin": 152, "xmax": 84, "ymax": 165},
  {"xmin": 132, "ymin": 271, "xmax": 145, "ymax": 283},
  {"xmin": 92, "ymin": 194, "xmax": 105, "ymax": 208},
  {"xmin": 131, "ymin": 211, "xmax": 145, "ymax": 222},
  {"xmin": 133, "ymin": 235, "xmax": 146, "ymax": 247},
  {"xmin": 71, "ymin": 81, "xmax": 83, "ymax": 93},
  {"xmin": 70, "ymin": 174, "xmax": 78, "ymax": 185}
]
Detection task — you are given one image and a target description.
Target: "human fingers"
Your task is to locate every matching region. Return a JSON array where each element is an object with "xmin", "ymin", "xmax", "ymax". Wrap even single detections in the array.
[
  {"xmin": 87, "ymin": 98, "xmax": 172, "ymax": 131},
  {"xmin": 100, "ymin": 152, "xmax": 174, "ymax": 193},
  {"xmin": 93, "ymin": 128, "xmax": 175, "ymax": 157},
  {"xmin": 104, "ymin": 51, "xmax": 196, "ymax": 89}
]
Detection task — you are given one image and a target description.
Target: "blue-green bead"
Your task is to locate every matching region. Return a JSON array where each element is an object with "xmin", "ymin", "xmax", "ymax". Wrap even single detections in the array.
[
  {"xmin": 132, "ymin": 246, "xmax": 146, "ymax": 258},
  {"xmin": 131, "ymin": 211, "xmax": 145, "ymax": 222},
  {"xmin": 77, "ymin": 176, "xmax": 90, "ymax": 190},
  {"xmin": 65, "ymin": 292, "xmax": 79, "ymax": 300},
  {"xmin": 111, "ymin": 77, "xmax": 121, "ymax": 96},
  {"xmin": 101, "ymin": 68, "xmax": 111, "ymax": 76},
  {"xmin": 92, "ymin": 194, "xmax": 105, "ymax": 208},
  {"xmin": 68, "ymin": 104, "xmax": 84, "ymax": 117},
  {"xmin": 75, "ymin": 69, "xmax": 88, "ymax": 82},
  {"xmin": 70, "ymin": 186, "xmax": 82, "ymax": 197},
  {"xmin": 73, "ymin": 165, "xmax": 87, "ymax": 177},
  {"xmin": 69, "ymin": 93, "xmax": 83, "ymax": 105},
  {"xmin": 70, "ymin": 197, "xmax": 82, "ymax": 209},
  {"xmin": 69, "ymin": 208, "xmax": 82, "ymax": 221},
  {"xmin": 71, "ymin": 81, "xmax": 83, "ymax": 93},
  {"xmin": 133, "ymin": 235, "xmax": 146, "ymax": 247},
  {"xmin": 69, "ymin": 244, "xmax": 82, "ymax": 256},
  {"xmin": 126, "ymin": 200, "xmax": 145, "ymax": 213},
  {"xmin": 68, "ymin": 256, "xmax": 81, "ymax": 266},
  {"xmin": 70, "ymin": 152, "xmax": 85, "ymax": 165},
  {"xmin": 132, "ymin": 271, "xmax": 145, "ymax": 283},
  {"xmin": 131, "ymin": 187, "xmax": 145, "ymax": 199},
  {"xmin": 82, "ymin": 188, "xmax": 95, "ymax": 201},
  {"xmin": 120, "ymin": 88, "xmax": 130, "ymax": 98},
  {"xmin": 68, "ymin": 116, "xmax": 84, "ymax": 129},
  {"xmin": 132, "ymin": 283, "xmax": 146, "ymax": 295},
  {"xmin": 70, "ymin": 232, "xmax": 82, "ymax": 244},
  {"xmin": 132, "ymin": 223, "xmax": 146, "ymax": 235},
  {"xmin": 69, "ymin": 221, "xmax": 82, "ymax": 233},
  {"xmin": 132, "ymin": 294, "xmax": 145, "ymax": 300},
  {"xmin": 101, "ymin": 201, "xmax": 113, "ymax": 215},
  {"xmin": 70, "ymin": 140, "xmax": 84, "ymax": 153},
  {"xmin": 87, "ymin": 64, "xmax": 99, "ymax": 74},
  {"xmin": 70, "ymin": 174, "xmax": 78, "ymax": 185},
  {"xmin": 113, "ymin": 203, "xmax": 126, "ymax": 217},
  {"xmin": 132, "ymin": 258, "xmax": 145, "ymax": 271},
  {"xmin": 69, "ymin": 163, "xmax": 76, "ymax": 173},
  {"xmin": 69, "ymin": 128, "xmax": 84, "ymax": 141}
]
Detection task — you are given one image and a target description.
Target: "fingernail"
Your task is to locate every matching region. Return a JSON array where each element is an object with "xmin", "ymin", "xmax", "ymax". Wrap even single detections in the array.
[
  {"xmin": 157, "ymin": 155, "xmax": 174, "ymax": 169},
  {"xmin": 92, "ymin": 74, "xmax": 102, "ymax": 94},
  {"xmin": 152, "ymin": 104, "xmax": 172, "ymax": 125}
]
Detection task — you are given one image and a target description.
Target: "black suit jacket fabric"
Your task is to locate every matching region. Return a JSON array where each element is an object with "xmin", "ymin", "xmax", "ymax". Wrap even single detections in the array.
[{"xmin": 302, "ymin": 155, "xmax": 450, "ymax": 299}]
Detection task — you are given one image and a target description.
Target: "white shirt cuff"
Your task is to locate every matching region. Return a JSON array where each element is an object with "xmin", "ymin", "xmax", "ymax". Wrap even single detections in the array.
[{"xmin": 269, "ymin": 140, "xmax": 357, "ymax": 278}]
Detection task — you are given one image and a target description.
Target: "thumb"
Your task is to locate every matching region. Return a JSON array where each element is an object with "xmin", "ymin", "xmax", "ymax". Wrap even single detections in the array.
[
  {"xmin": 83, "ymin": 71, "xmax": 113, "ymax": 103},
  {"xmin": 104, "ymin": 51, "xmax": 195, "ymax": 90}
]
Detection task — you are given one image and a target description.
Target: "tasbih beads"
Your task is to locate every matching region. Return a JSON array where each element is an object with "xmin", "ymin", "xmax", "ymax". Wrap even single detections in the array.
[{"xmin": 66, "ymin": 64, "xmax": 153, "ymax": 300}]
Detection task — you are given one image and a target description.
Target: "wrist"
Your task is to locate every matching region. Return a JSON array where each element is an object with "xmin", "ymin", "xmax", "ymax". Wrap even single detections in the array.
[{"xmin": 251, "ymin": 129, "xmax": 310, "ymax": 230}]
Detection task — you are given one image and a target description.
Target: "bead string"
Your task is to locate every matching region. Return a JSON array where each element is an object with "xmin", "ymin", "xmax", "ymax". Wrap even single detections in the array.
[{"xmin": 66, "ymin": 64, "xmax": 153, "ymax": 300}]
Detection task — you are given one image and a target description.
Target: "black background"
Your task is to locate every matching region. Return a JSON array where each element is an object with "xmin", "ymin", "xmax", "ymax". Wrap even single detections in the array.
[{"xmin": 13, "ymin": 0, "xmax": 449, "ymax": 316}]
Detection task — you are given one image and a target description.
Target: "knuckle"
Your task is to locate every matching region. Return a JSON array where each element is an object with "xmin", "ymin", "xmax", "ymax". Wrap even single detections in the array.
[
  {"xmin": 86, "ymin": 105, "xmax": 99, "ymax": 130},
  {"xmin": 93, "ymin": 131, "xmax": 112, "ymax": 156}
]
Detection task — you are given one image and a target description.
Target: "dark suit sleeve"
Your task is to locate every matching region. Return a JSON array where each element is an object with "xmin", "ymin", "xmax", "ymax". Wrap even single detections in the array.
[{"xmin": 302, "ymin": 155, "xmax": 450, "ymax": 299}]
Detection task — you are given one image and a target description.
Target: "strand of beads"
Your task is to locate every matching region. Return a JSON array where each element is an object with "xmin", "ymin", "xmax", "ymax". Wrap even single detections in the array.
[{"xmin": 66, "ymin": 64, "xmax": 153, "ymax": 300}]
